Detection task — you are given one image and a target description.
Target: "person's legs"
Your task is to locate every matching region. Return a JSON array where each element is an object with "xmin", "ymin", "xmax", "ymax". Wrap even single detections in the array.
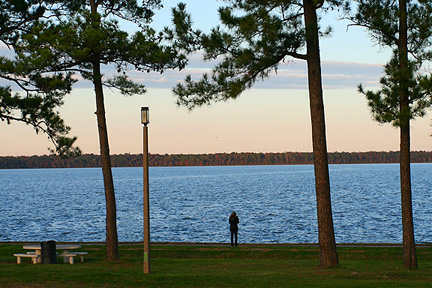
[
  {"xmin": 234, "ymin": 230, "xmax": 238, "ymax": 246},
  {"xmin": 230, "ymin": 231, "xmax": 234, "ymax": 246}
]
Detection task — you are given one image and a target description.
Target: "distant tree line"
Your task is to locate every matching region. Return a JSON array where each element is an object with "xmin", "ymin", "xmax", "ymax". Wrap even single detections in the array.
[{"xmin": 1, "ymin": 151, "xmax": 432, "ymax": 169}]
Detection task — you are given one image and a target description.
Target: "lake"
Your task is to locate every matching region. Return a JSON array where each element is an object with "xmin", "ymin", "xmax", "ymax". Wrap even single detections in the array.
[{"xmin": 1, "ymin": 163, "xmax": 432, "ymax": 244}]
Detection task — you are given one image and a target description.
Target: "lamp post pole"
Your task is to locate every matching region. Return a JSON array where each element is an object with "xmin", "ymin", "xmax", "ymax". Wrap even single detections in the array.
[{"xmin": 141, "ymin": 107, "xmax": 150, "ymax": 274}]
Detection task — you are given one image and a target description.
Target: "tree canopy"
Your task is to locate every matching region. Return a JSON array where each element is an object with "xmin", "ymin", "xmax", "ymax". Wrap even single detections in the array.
[
  {"xmin": 16, "ymin": 3, "xmax": 187, "ymax": 96},
  {"xmin": 0, "ymin": 0, "xmax": 80, "ymax": 157},
  {"xmin": 171, "ymin": 0, "xmax": 348, "ymax": 109},
  {"xmin": 360, "ymin": 51, "xmax": 432, "ymax": 126},
  {"xmin": 350, "ymin": 0, "xmax": 432, "ymax": 127}
]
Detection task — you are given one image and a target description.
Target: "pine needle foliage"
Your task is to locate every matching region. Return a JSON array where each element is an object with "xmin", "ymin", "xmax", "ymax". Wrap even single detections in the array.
[
  {"xmin": 170, "ymin": 0, "xmax": 349, "ymax": 110},
  {"xmin": 0, "ymin": 0, "xmax": 81, "ymax": 157}
]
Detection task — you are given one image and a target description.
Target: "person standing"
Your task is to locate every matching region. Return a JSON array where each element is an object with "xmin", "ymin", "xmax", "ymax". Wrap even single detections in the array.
[{"xmin": 229, "ymin": 211, "xmax": 239, "ymax": 246}]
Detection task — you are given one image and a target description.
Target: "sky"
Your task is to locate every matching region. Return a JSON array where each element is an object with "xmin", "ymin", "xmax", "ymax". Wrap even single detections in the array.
[{"xmin": 1, "ymin": 0, "xmax": 432, "ymax": 156}]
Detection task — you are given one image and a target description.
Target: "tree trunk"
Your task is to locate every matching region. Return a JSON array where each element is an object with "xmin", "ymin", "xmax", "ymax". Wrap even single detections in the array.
[
  {"xmin": 93, "ymin": 62, "xmax": 120, "ymax": 261},
  {"xmin": 89, "ymin": 0, "xmax": 119, "ymax": 262},
  {"xmin": 303, "ymin": 0, "xmax": 338, "ymax": 268},
  {"xmin": 398, "ymin": 0, "xmax": 417, "ymax": 269}
]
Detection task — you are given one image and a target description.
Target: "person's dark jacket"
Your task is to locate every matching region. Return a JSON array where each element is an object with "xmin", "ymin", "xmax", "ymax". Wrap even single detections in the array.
[{"xmin": 229, "ymin": 216, "xmax": 239, "ymax": 232}]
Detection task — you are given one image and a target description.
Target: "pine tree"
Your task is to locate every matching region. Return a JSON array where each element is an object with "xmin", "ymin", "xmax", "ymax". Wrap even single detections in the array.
[
  {"xmin": 17, "ymin": 0, "xmax": 188, "ymax": 260},
  {"xmin": 171, "ymin": 0, "xmax": 348, "ymax": 268},
  {"xmin": 349, "ymin": 0, "xmax": 432, "ymax": 269}
]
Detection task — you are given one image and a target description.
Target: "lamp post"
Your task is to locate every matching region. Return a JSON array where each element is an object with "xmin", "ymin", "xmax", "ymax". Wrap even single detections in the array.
[{"xmin": 141, "ymin": 107, "xmax": 150, "ymax": 274}]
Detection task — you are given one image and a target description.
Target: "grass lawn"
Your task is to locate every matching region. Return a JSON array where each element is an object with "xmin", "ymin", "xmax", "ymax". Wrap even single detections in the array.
[{"xmin": 1, "ymin": 243, "xmax": 432, "ymax": 287}]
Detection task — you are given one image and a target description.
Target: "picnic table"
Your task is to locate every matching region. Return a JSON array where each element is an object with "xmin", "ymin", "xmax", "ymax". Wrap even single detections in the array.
[{"xmin": 14, "ymin": 244, "xmax": 86, "ymax": 264}]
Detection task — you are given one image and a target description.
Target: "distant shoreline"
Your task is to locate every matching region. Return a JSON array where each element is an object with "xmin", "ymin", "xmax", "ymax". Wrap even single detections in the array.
[{"xmin": 1, "ymin": 151, "xmax": 432, "ymax": 169}]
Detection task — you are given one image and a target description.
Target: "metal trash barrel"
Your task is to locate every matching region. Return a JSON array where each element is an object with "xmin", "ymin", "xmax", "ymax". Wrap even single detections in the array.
[{"xmin": 41, "ymin": 240, "xmax": 57, "ymax": 264}]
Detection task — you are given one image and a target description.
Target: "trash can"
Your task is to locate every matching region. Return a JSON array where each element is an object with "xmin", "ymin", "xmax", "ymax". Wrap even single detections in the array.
[{"xmin": 41, "ymin": 240, "xmax": 57, "ymax": 264}]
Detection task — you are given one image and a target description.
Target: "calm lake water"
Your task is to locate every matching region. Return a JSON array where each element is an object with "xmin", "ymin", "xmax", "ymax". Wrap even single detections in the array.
[{"xmin": 1, "ymin": 163, "xmax": 432, "ymax": 244}]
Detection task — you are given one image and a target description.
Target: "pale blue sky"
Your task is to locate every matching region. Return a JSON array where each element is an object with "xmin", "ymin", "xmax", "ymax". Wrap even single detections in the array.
[{"xmin": 1, "ymin": 1, "xmax": 431, "ymax": 156}]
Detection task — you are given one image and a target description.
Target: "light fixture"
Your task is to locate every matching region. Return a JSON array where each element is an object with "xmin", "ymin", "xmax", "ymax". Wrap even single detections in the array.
[{"xmin": 141, "ymin": 107, "xmax": 149, "ymax": 126}]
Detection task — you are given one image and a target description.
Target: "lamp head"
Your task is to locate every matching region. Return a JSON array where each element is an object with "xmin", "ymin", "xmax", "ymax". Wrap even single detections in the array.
[{"xmin": 141, "ymin": 107, "xmax": 149, "ymax": 126}]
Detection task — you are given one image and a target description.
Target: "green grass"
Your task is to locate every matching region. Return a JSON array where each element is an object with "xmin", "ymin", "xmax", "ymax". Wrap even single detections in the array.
[{"xmin": 1, "ymin": 243, "xmax": 432, "ymax": 287}]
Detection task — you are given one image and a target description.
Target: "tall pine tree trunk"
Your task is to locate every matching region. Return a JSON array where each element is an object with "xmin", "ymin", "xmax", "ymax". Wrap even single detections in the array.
[
  {"xmin": 398, "ymin": 0, "xmax": 417, "ymax": 269},
  {"xmin": 91, "ymin": 0, "xmax": 119, "ymax": 261},
  {"xmin": 303, "ymin": 0, "xmax": 338, "ymax": 268},
  {"xmin": 93, "ymin": 61, "xmax": 120, "ymax": 261}
]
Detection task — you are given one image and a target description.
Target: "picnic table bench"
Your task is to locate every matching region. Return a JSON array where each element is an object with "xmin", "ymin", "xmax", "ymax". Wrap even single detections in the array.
[
  {"xmin": 60, "ymin": 252, "xmax": 88, "ymax": 264},
  {"xmin": 13, "ymin": 253, "xmax": 39, "ymax": 264}
]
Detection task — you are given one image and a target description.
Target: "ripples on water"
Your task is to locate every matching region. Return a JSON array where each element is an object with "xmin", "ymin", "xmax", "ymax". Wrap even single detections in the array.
[{"xmin": 1, "ymin": 163, "xmax": 432, "ymax": 244}]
